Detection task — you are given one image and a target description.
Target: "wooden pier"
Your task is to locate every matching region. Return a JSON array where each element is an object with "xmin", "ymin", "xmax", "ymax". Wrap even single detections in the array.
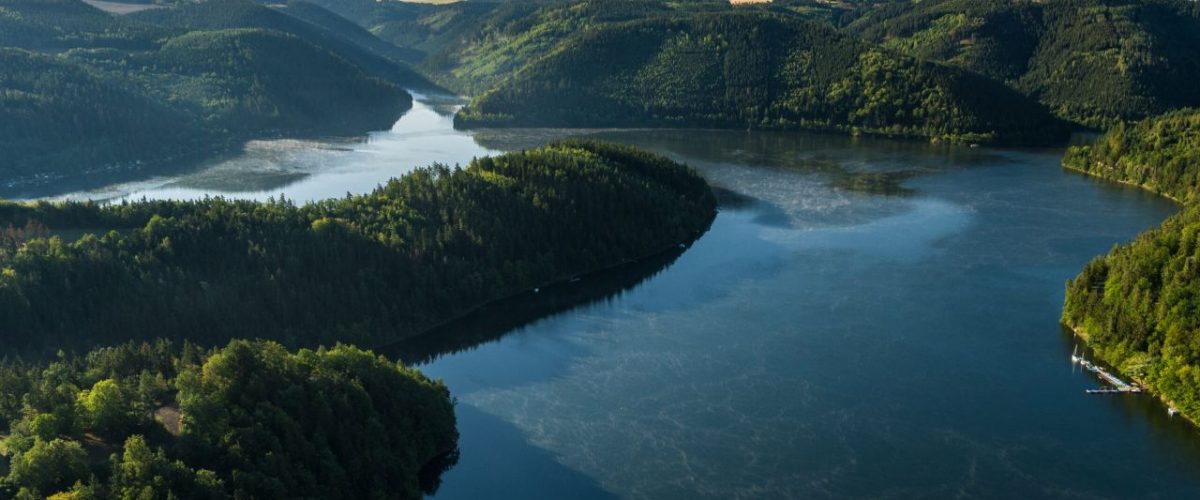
[{"xmin": 1072, "ymin": 346, "xmax": 1142, "ymax": 394}]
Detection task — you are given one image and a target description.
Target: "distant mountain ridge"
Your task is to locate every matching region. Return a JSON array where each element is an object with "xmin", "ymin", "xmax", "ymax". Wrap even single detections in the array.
[
  {"xmin": 0, "ymin": 0, "xmax": 422, "ymax": 189},
  {"xmin": 456, "ymin": 12, "xmax": 1069, "ymax": 145},
  {"xmin": 848, "ymin": 0, "xmax": 1200, "ymax": 128}
]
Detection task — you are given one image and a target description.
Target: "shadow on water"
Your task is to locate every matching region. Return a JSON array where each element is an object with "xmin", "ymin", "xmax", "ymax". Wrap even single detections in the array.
[
  {"xmin": 383, "ymin": 247, "xmax": 687, "ymax": 366},
  {"xmin": 427, "ymin": 405, "xmax": 617, "ymax": 500}
]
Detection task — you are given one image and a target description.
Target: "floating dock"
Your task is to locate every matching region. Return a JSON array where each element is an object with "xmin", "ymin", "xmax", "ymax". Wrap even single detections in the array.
[{"xmin": 1072, "ymin": 346, "xmax": 1142, "ymax": 394}]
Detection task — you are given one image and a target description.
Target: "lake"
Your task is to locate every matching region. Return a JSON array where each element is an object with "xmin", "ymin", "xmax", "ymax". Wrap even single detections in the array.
[{"xmin": 45, "ymin": 98, "xmax": 1200, "ymax": 498}]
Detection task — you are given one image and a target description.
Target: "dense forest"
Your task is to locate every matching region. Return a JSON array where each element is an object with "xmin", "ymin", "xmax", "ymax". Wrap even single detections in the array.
[
  {"xmin": 0, "ymin": 339, "xmax": 456, "ymax": 499},
  {"xmin": 10, "ymin": 0, "xmax": 1200, "ymax": 184},
  {"xmin": 455, "ymin": 12, "xmax": 1067, "ymax": 145},
  {"xmin": 0, "ymin": 0, "xmax": 419, "ymax": 190},
  {"xmin": 294, "ymin": 0, "xmax": 924, "ymax": 95},
  {"xmin": 0, "ymin": 48, "xmax": 209, "ymax": 182},
  {"xmin": 1063, "ymin": 109, "xmax": 1200, "ymax": 202},
  {"xmin": 129, "ymin": 0, "xmax": 439, "ymax": 91},
  {"xmin": 0, "ymin": 141, "xmax": 716, "ymax": 353},
  {"xmin": 1062, "ymin": 110, "xmax": 1200, "ymax": 423},
  {"xmin": 848, "ymin": 0, "xmax": 1200, "ymax": 128}
]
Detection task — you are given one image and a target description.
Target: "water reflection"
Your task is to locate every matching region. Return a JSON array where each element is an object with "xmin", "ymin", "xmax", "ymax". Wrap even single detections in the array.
[
  {"xmin": 385, "ymin": 248, "xmax": 687, "ymax": 367},
  {"xmin": 42, "ymin": 97, "xmax": 501, "ymax": 203}
]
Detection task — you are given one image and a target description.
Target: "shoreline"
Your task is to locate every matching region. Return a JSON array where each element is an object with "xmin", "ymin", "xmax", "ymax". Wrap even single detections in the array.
[
  {"xmin": 1062, "ymin": 158, "xmax": 1194, "ymax": 428},
  {"xmin": 4, "ymin": 98, "xmax": 414, "ymax": 200},
  {"xmin": 1067, "ymin": 324, "xmax": 1199, "ymax": 429},
  {"xmin": 1061, "ymin": 162, "xmax": 1185, "ymax": 205},
  {"xmin": 381, "ymin": 217, "xmax": 715, "ymax": 354}
]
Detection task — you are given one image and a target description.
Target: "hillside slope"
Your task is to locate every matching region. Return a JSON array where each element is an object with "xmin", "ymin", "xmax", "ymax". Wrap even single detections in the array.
[
  {"xmin": 849, "ymin": 0, "xmax": 1200, "ymax": 128},
  {"xmin": 457, "ymin": 13, "xmax": 1067, "ymax": 145},
  {"xmin": 131, "ymin": 0, "xmax": 439, "ymax": 90},
  {"xmin": 0, "ymin": 0, "xmax": 414, "ymax": 188},
  {"xmin": 148, "ymin": 28, "xmax": 410, "ymax": 135},
  {"xmin": 1062, "ymin": 110, "xmax": 1200, "ymax": 422},
  {"xmin": 0, "ymin": 48, "xmax": 208, "ymax": 181}
]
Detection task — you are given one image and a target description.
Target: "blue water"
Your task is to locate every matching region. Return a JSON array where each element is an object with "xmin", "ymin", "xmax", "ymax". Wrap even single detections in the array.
[{"xmin": 46, "ymin": 101, "xmax": 1199, "ymax": 498}]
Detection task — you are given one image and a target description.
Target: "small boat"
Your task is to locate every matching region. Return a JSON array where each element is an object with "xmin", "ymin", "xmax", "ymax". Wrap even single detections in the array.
[
  {"xmin": 1071, "ymin": 345, "xmax": 1080, "ymax": 364},
  {"xmin": 1169, "ymin": 407, "xmax": 1180, "ymax": 417}
]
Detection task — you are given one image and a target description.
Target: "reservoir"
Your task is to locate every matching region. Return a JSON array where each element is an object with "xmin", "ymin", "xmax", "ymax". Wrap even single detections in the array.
[{"xmin": 45, "ymin": 97, "xmax": 1200, "ymax": 498}]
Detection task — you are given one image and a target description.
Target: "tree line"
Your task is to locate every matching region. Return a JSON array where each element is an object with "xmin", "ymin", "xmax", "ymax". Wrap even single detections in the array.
[
  {"xmin": 0, "ymin": 140, "xmax": 717, "ymax": 355},
  {"xmin": 0, "ymin": 339, "xmax": 456, "ymax": 499},
  {"xmin": 454, "ymin": 12, "xmax": 1069, "ymax": 145},
  {"xmin": 1062, "ymin": 109, "xmax": 1200, "ymax": 422}
]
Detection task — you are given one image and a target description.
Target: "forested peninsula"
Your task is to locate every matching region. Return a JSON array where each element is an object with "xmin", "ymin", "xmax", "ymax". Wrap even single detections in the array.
[
  {"xmin": 1062, "ymin": 110, "xmax": 1200, "ymax": 423},
  {"xmin": 0, "ymin": 140, "xmax": 715, "ymax": 498},
  {"xmin": 0, "ymin": 141, "xmax": 716, "ymax": 354}
]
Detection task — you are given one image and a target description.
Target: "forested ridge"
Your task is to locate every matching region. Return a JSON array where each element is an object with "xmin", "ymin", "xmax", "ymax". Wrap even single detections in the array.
[
  {"xmin": 0, "ymin": 339, "xmax": 457, "ymax": 499},
  {"xmin": 129, "ymin": 0, "xmax": 439, "ymax": 91},
  {"xmin": 0, "ymin": 0, "xmax": 417, "ymax": 190},
  {"xmin": 0, "ymin": 48, "xmax": 210, "ymax": 182},
  {"xmin": 456, "ymin": 12, "xmax": 1068, "ymax": 145},
  {"xmin": 304, "ymin": 0, "xmax": 1200, "ymax": 143},
  {"xmin": 1063, "ymin": 110, "xmax": 1200, "ymax": 202},
  {"xmin": 1062, "ymin": 110, "xmax": 1200, "ymax": 422},
  {"xmin": 10, "ymin": 0, "xmax": 1200, "ymax": 183},
  {"xmin": 0, "ymin": 141, "xmax": 716, "ymax": 353},
  {"xmin": 848, "ymin": 0, "xmax": 1200, "ymax": 128}
]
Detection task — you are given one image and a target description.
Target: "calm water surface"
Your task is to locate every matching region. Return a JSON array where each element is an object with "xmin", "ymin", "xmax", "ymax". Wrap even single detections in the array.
[{"xmin": 47, "ymin": 99, "xmax": 1200, "ymax": 498}]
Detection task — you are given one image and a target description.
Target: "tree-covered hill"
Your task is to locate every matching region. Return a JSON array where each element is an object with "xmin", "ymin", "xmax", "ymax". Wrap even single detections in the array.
[
  {"xmin": 294, "ymin": 0, "xmax": 503, "ymax": 66},
  {"xmin": 130, "ymin": 0, "xmax": 439, "ymax": 91},
  {"xmin": 415, "ymin": 0, "xmax": 716, "ymax": 95},
  {"xmin": 848, "ymin": 0, "xmax": 1200, "ymax": 128},
  {"xmin": 1063, "ymin": 109, "xmax": 1200, "ymax": 202},
  {"xmin": 0, "ymin": 141, "xmax": 716, "ymax": 354},
  {"xmin": 456, "ymin": 12, "xmax": 1068, "ymax": 145},
  {"xmin": 147, "ymin": 28, "xmax": 410, "ymax": 135},
  {"xmin": 0, "ymin": 339, "xmax": 456, "ymax": 499},
  {"xmin": 0, "ymin": 0, "xmax": 416, "ymax": 189},
  {"xmin": 0, "ymin": 0, "xmax": 164, "ymax": 51},
  {"xmin": 275, "ymin": 0, "xmax": 426, "ymax": 66},
  {"xmin": 0, "ymin": 48, "xmax": 210, "ymax": 182},
  {"xmin": 1062, "ymin": 110, "xmax": 1200, "ymax": 423},
  {"xmin": 295, "ymin": 0, "xmax": 736, "ymax": 95}
]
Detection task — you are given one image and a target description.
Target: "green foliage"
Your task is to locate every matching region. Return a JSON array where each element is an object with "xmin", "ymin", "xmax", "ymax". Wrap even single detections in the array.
[
  {"xmin": 1063, "ymin": 109, "xmax": 1200, "ymax": 202},
  {"xmin": 0, "ymin": 0, "xmax": 164, "ymax": 51},
  {"xmin": 0, "ymin": 141, "xmax": 716, "ymax": 353},
  {"xmin": 0, "ymin": 0, "xmax": 414, "ymax": 189},
  {"xmin": 850, "ymin": 0, "xmax": 1200, "ymax": 128},
  {"xmin": 131, "ymin": 0, "xmax": 438, "ymax": 91},
  {"xmin": 109, "ymin": 435, "xmax": 223, "ymax": 500},
  {"xmin": 149, "ymin": 28, "xmax": 409, "ymax": 135},
  {"xmin": 0, "ymin": 339, "xmax": 454, "ymax": 499},
  {"xmin": 77, "ymin": 379, "xmax": 138, "ymax": 440},
  {"xmin": 0, "ymin": 48, "xmax": 207, "ymax": 181},
  {"xmin": 7, "ymin": 438, "xmax": 90, "ymax": 497},
  {"xmin": 1062, "ymin": 110, "xmax": 1200, "ymax": 423},
  {"xmin": 297, "ymin": 0, "xmax": 734, "ymax": 94},
  {"xmin": 456, "ymin": 12, "xmax": 1067, "ymax": 145}
]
